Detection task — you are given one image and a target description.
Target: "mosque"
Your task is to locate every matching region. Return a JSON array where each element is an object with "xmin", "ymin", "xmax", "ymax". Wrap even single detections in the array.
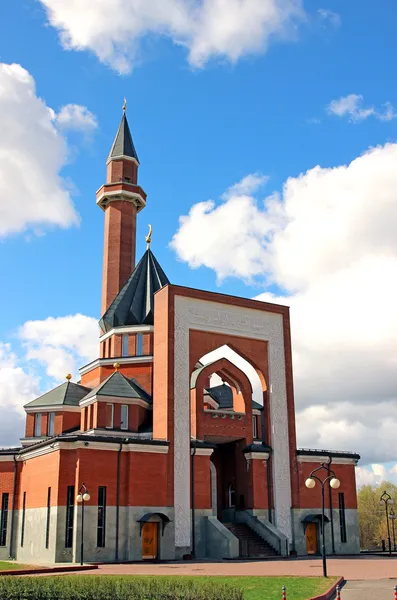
[{"xmin": 0, "ymin": 108, "xmax": 360, "ymax": 563}]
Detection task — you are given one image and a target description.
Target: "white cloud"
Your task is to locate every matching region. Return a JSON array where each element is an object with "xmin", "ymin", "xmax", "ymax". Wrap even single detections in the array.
[
  {"xmin": 56, "ymin": 104, "xmax": 98, "ymax": 132},
  {"xmin": 317, "ymin": 8, "xmax": 341, "ymax": 28},
  {"xmin": 327, "ymin": 94, "xmax": 397, "ymax": 122},
  {"xmin": 356, "ymin": 465, "xmax": 389, "ymax": 488},
  {"xmin": 171, "ymin": 144, "xmax": 397, "ymax": 465},
  {"xmin": 19, "ymin": 314, "xmax": 98, "ymax": 381},
  {"xmin": 0, "ymin": 343, "xmax": 40, "ymax": 446},
  {"xmin": 0, "ymin": 62, "xmax": 81, "ymax": 238},
  {"xmin": 0, "ymin": 315, "xmax": 98, "ymax": 447},
  {"xmin": 37, "ymin": 0, "xmax": 304, "ymax": 73}
]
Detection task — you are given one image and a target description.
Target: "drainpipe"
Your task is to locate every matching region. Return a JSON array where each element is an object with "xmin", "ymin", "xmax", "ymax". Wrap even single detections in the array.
[
  {"xmin": 9, "ymin": 455, "xmax": 18, "ymax": 559},
  {"xmin": 191, "ymin": 445, "xmax": 196, "ymax": 558},
  {"xmin": 115, "ymin": 440, "xmax": 123, "ymax": 562},
  {"xmin": 328, "ymin": 455, "xmax": 335, "ymax": 554}
]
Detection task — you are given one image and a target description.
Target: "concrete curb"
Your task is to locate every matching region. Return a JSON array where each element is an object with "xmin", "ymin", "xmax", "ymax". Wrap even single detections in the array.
[
  {"xmin": 308, "ymin": 576, "xmax": 344, "ymax": 600},
  {"xmin": 0, "ymin": 565, "xmax": 98, "ymax": 577}
]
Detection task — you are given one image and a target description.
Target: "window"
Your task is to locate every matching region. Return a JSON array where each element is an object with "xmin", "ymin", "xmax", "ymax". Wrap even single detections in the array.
[
  {"xmin": 20, "ymin": 492, "xmax": 26, "ymax": 547},
  {"xmin": 339, "ymin": 492, "xmax": 347, "ymax": 543},
  {"xmin": 34, "ymin": 413, "xmax": 42, "ymax": 437},
  {"xmin": 65, "ymin": 486, "xmax": 75, "ymax": 548},
  {"xmin": 122, "ymin": 334, "xmax": 129, "ymax": 357},
  {"xmin": 47, "ymin": 412, "xmax": 55, "ymax": 437},
  {"xmin": 228, "ymin": 484, "xmax": 236, "ymax": 508},
  {"xmin": 0, "ymin": 493, "xmax": 9, "ymax": 546},
  {"xmin": 136, "ymin": 333, "xmax": 143, "ymax": 356},
  {"xmin": 106, "ymin": 404, "xmax": 114, "ymax": 429},
  {"xmin": 120, "ymin": 405, "xmax": 128, "ymax": 430},
  {"xmin": 45, "ymin": 487, "xmax": 51, "ymax": 549},
  {"xmin": 97, "ymin": 486, "xmax": 107, "ymax": 547},
  {"xmin": 252, "ymin": 415, "xmax": 258, "ymax": 439}
]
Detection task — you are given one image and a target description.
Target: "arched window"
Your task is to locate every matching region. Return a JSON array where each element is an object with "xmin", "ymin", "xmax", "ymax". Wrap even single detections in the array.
[{"xmin": 228, "ymin": 484, "xmax": 236, "ymax": 508}]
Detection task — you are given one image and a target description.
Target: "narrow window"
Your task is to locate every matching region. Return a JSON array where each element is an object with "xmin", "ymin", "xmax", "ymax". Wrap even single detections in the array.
[
  {"xmin": 47, "ymin": 412, "xmax": 55, "ymax": 437},
  {"xmin": 106, "ymin": 404, "xmax": 114, "ymax": 429},
  {"xmin": 65, "ymin": 486, "xmax": 75, "ymax": 548},
  {"xmin": 120, "ymin": 405, "xmax": 128, "ymax": 430},
  {"xmin": 34, "ymin": 413, "xmax": 42, "ymax": 437},
  {"xmin": 136, "ymin": 333, "xmax": 143, "ymax": 356},
  {"xmin": 122, "ymin": 334, "xmax": 129, "ymax": 357},
  {"xmin": 0, "ymin": 493, "xmax": 9, "ymax": 546},
  {"xmin": 228, "ymin": 484, "xmax": 236, "ymax": 508},
  {"xmin": 20, "ymin": 492, "xmax": 26, "ymax": 547},
  {"xmin": 339, "ymin": 492, "xmax": 347, "ymax": 543},
  {"xmin": 97, "ymin": 486, "xmax": 107, "ymax": 547},
  {"xmin": 252, "ymin": 415, "xmax": 258, "ymax": 439},
  {"xmin": 45, "ymin": 487, "xmax": 51, "ymax": 549}
]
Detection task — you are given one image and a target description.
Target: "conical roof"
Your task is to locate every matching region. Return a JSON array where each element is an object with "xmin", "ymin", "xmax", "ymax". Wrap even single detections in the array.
[
  {"xmin": 107, "ymin": 113, "xmax": 139, "ymax": 163},
  {"xmin": 99, "ymin": 248, "xmax": 170, "ymax": 332}
]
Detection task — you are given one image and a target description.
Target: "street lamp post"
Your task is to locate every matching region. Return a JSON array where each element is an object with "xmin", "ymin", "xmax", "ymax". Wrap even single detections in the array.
[
  {"xmin": 305, "ymin": 463, "xmax": 341, "ymax": 577},
  {"xmin": 389, "ymin": 507, "xmax": 396, "ymax": 552},
  {"xmin": 76, "ymin": 483, "xmax": 91, "ymax": 566},
  {"xmin": 379, "ymin": 490, "xmax": 393, "ymax": 555}
]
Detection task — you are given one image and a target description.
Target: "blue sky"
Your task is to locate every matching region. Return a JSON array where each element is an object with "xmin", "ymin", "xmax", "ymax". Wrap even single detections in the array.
[{"xmin": 1, "ymin": 0, "xmax": 397, "ymax": 482}]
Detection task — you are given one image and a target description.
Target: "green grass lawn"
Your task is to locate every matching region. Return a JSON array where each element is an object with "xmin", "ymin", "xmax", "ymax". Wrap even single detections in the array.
[
  {"xmin": 217, "ymin": 576, "xmax": 338, "ymax": 600},
  {"xmin": 0, "ymin": 561, "xmax": 32, "ymax": 571}
]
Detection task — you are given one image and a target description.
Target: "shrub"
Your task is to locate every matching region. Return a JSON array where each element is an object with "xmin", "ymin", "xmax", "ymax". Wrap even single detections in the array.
[{"xmin": 0, "ymin": 575, "xmax": 243, "ymax": 600}]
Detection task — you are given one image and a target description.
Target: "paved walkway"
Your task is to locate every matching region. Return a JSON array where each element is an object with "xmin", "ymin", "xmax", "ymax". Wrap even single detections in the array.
[
  {"xmin": 342, "ymin": 579, "xmax": 397, "ymax": 599},
  {"xmin": 60, "ymin": 556, "xmax": 397, "ymax": 580}
]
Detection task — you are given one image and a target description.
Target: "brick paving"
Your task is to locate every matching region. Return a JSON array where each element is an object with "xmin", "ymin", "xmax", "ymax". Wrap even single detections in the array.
[
  {"xmin": 61, "ymin": 556, "xmax": 397, "ymax": 580},
  {"xmin": 342, "ymin": 579, "xmax": 396, "ymax": 600}
]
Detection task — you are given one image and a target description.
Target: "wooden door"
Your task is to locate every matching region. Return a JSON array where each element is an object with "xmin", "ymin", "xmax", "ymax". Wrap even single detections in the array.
[
  {"xmin": 142, "ymin": 522, "xmax": 158, "ymax": 560},
  {"xmin": 305, "ymin": 523, "xmax": 318, "ymax": 555}
]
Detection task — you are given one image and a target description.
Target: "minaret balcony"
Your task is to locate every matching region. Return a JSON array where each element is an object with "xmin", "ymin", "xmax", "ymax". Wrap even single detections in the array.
[{"xmin": 96, "ymin": 182, "xmax": 147, "ymax": 212}]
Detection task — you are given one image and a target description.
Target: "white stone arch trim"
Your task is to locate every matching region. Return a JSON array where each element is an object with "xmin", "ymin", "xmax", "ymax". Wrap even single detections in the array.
[
  {"xmin": 210, "ymin": 461, "xmax": 217, "ymax": 516},
  {"xmin": 173, "ymin": 295, "xmax": 292, "ymax": 547}
]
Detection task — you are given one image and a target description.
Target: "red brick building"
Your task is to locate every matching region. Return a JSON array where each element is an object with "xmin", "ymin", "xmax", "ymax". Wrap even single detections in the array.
[{"xmin": 0, "ymin": 110, "xmax": 360, "ymax": 563}]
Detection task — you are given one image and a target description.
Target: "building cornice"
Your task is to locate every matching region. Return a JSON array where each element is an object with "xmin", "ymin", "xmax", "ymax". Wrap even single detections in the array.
[
  {"xmin": 79, "ymin": 395, "xmax": 151, "ymax": 409},
  {"xmin": 79, "ymin": 355, "xmax": 153, "ymax": 376},
  {"xmin": 105, "ymin": 155, "xmax": 139, "ymax": 167},
  {"xmin": 296, "ymin": 454, "xmax": 358, "ymax": 465},
  {"xmin": 24, "ymin": 405, "xmax": 81, "ymax": 414},
  {"xmin": 99, "ymin": 324, "xmax": 154, "ymax": 342},
  {"xmin": 19, "ymin": 436, "xmax": 169, "ymax": 460}
]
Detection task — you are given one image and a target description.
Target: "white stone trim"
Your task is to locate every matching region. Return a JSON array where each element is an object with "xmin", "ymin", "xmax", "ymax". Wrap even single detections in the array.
[
  {"xmin": 191, "ymin": 448, "xmax": 214, "ymax": 456},
  {"xmin": 79, "ymin": 355, "xmax": 153, "ymax": 376},
  {"xmin": 96, "ymin": 189, "xmax": 146, "ymax": 212},
  {"xmin": 253, "ymin": 409, "xmax": 261, "ymax": 415},
  {"xmin": 0, "ymin": 455, "xmax": 17, "ymax": 462},
  {"xmin": 173, "ymin": 295, "xmax": 292, "ymax": 547},
  {"xmin": 85, "ymin": 428, "xmax": 152, "ymax": 439},
  {"xmin": 245, "ymin": 452, "xmax": 270, "ymax": 460},
  {"xmin": 105, "ymin": 155, "xmax": 139, "ymax": 167},
  {"xmin": 99, "ymin": 325, "xmax": 154, "ymax": 343},
  {"xmin": 24, "ymin": 405, "xmax": 81, "ymax": 414},
  {"xmin": 79, "ymin": 395, "xmax": 150, "ymax": 409},
  {"xmin": 21, "ymin": 439, "xmax": 169, "ymax": 460},
  {"xmin": 297, "ymin": 455, "xmax": 358, "ymax": 465}
]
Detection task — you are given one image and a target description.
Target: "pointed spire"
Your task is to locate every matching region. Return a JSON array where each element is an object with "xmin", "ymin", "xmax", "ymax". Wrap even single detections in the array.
[
  {"xmin": 145, "ymin": 224, "xmax": 152, "ymax": 250},
  {"xmin": 107, "ymin": 104, "xmax": 139, "ymax": 163}
]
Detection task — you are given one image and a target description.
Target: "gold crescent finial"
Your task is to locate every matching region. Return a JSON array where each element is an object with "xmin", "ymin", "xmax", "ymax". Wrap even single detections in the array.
[
  {"xmin": 122, "ymin": 98, "xmax": 127, "ymax": 113},
  {"xmin": 66, "ymin": 374, "xmax": 72, "ymax": 381},
  {"xmin": 145, "ymin": 224, "xmax": 152, "ymax": 249},
  {"xmin": 113, "ymin": 362, "xmax": 120, "ymax": 371}
]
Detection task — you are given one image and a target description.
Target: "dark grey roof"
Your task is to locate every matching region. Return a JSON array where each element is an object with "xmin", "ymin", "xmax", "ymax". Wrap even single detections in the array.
[
  {"xmin": 107, "ymin": 113, "xmax": 139, "ymax": 163},
  {"xmin": 297, "ymin": 448, "xmax": 361, "ymax": 460},
  {"xmin": 25, "ymin": 381, "xmax": 91, "ymax": 409},
  {"xmin": 81, "ymin": 371, "xmax": 152, "ymax": 404},
  {"xmin": 205, "ymin": 384, "xmax": 233, "ymax": 409},
  {"xmin": 99, "ymin": 248, "xmax": 170, "ymax": 332}
]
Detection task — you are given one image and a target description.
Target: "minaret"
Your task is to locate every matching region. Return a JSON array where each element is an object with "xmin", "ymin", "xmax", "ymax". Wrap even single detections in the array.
[{"xmin": 97, "ymin": 102, "xmax": 147, "ymax": 315}]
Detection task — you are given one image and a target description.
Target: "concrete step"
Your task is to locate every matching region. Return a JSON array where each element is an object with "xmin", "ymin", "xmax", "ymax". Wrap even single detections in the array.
[{"xmin": 222, "ymin": 522, "xmax": 278, "ymax": 558}]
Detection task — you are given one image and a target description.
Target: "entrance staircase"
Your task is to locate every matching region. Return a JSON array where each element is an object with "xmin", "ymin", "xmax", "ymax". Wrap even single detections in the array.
[{"xmin": 223, "ymin": 522, "xmax": 278, "ymax": 558}]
